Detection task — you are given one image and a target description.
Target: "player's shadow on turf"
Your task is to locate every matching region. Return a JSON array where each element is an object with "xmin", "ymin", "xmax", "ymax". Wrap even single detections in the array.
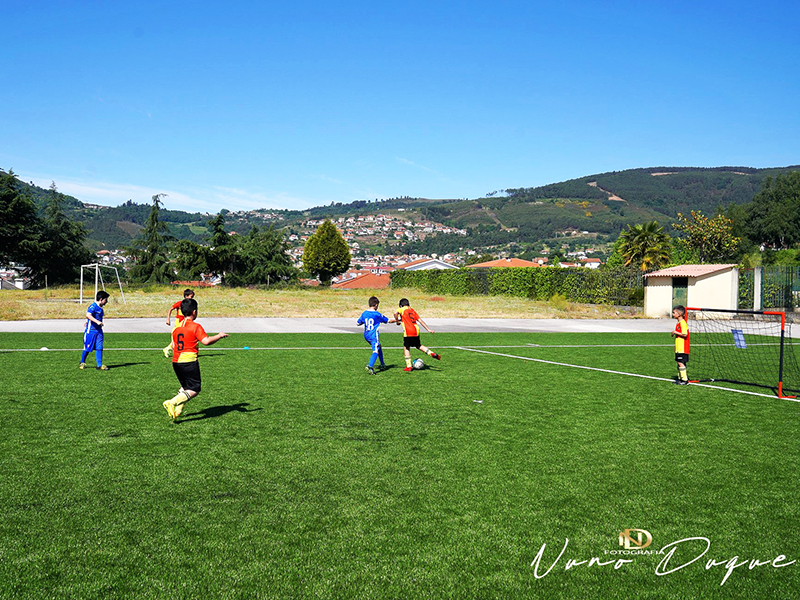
[
  {"xmin": 108, "ymin": 362, "xmax": 149, "ymax": 369},
  {"xmin": 178, "ymin": 403, "xmax": 262, "ymax": 422}
]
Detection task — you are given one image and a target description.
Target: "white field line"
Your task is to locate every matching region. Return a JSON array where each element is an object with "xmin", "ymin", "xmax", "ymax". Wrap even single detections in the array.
[
  {"xmin": 7, "ymin": 344, "xmax": 799, "ymax": 402},
  {"xmin": 455, "ymin": 347, "xmax": 800, "ymax": 402},
  {"xmin": 4, "ymin": 341, "xmax": 797, "ymax": 352}
]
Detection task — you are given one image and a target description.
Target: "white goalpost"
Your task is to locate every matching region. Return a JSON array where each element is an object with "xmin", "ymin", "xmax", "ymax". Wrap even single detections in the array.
[{"xmin": 80, "ymin": 264, "xmax": 126, "ymax": 305}]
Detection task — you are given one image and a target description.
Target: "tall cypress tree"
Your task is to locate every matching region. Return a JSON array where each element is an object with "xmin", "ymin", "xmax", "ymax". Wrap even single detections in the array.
[{"xmin": 301, "ymin": 219, "xmax": 351, "ymax": 285}]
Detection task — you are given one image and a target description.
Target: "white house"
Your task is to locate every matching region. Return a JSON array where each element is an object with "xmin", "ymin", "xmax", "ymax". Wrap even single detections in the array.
[
  {"xmin": 397, "ymin": 258, "xmax": 458, "ymax": 271},
  {"xmin": 644, "ymin": 264, "xmax": 739, "ymax": 317}
]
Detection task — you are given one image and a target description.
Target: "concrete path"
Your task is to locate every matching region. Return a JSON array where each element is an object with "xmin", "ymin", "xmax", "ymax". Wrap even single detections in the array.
[{"xmin": 0, "ymin": 317, "xmax": 673, "ymax": 334}]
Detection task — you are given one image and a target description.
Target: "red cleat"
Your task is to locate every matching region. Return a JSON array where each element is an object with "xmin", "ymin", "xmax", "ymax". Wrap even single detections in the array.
[
  {"xmin": 403, "ymin": 367, "xmax": 413, "ymax": 372},
  {"xmin": 432, "ymin": 353, "xmax": 441, "ymax": 360}
]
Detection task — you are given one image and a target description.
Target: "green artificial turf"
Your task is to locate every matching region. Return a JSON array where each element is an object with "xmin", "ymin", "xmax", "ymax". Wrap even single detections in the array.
[{"xmin": 1, "ymin": 332, "xmax": 799, "ymax": 599}]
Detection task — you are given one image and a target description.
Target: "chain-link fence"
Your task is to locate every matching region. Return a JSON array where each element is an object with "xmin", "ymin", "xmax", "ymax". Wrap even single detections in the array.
[{"xmin": 739, "ymin": 267, "xmax": 800, "ymax": 310}]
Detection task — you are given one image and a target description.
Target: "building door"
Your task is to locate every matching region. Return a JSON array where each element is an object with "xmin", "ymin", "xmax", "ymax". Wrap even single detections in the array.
[{"xmin": 672, "ymin": 277, "xmax": 688, "ymax": 307}]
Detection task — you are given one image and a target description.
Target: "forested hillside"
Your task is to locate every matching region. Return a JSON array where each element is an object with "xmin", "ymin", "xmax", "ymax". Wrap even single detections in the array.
[
  {"xmin": 9, "ymin": 165, "xmax": 800, "ymax": 252},
  {"xmin": 506, "ymin": 167, "xmax": 796, "ymax": 215}
]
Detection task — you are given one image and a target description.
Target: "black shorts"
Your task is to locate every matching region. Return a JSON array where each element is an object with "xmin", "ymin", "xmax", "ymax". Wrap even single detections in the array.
[
  {"xmin": 173, "ymin": 361, "xmax": 202, "ymax": 393},
  {"xmin": 404, "ymin": 336, "xmax": 421, "ymax": 349},
  {"xmin": 675, "ymin": 353, "xmax": 689, "ymax": 364}
]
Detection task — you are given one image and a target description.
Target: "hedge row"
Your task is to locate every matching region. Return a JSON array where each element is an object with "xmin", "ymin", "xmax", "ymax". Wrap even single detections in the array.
[{"xmin": 390, "ymin": 267, "xmax": 644, "ymax": 305}]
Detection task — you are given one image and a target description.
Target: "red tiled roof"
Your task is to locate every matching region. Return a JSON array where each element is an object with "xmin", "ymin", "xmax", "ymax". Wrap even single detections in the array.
[
  {"xmin": 645, "ymin": 264, "xmax": 738, "ymax": 278},
  {"xmin": 170, "ymin": 280, "xmax": 215, "ymax": 287},
  {"xmin": 465, "ymin": 258, "xmax": 540, "ymax": 268},
  {"xmin": 331, "ymin": 272, "xmax": 391, "ymax": 289}
]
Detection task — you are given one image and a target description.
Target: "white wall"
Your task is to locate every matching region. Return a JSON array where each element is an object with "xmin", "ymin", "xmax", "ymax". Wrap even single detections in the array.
[
  {"xmin": 689, "ymin": 269, "xmax": 738, "ymax": 310},
  {"xmin": 644, "ymin": 278, "xmax": 674, "ymax": 317}
]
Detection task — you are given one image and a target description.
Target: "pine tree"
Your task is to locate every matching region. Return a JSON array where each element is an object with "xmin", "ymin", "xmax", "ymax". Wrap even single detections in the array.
[
  {"xmin": 227, "ymin": 225, "xmax": 298, "ymax": 286},
  {"xmin": 0, "ymin": 168, "xmax": 43, "ymax": 267},
  {"xmin": 204, "ymin": 213, "xmax": 237, "ymax": 283},
  {"xmin": 126, "ymin": 194, "xmax": 175, "ymax": 283},
  {"xmin": 26, "ymin": 182, "xmax": 93, "ymax": 286},
  {"xmin": 301, "ymin": 219, "xmax": 351, "ymax": 285}
]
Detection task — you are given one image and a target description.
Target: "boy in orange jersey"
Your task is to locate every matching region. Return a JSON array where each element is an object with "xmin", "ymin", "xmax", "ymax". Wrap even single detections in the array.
[
  {"xmin": 394, "ymin": 298, "xmax": 441, "ymax": 372},
  {"xmin": 162, "ymin": 298, "xmax": 229, "ymax": 420},
  {"xmin": 671, "ymin": 305, "xmax": 690, "ymax": 385},
  {"xmin": 163, "ymin": 288, "xmax": 195, "ymax": 357}
]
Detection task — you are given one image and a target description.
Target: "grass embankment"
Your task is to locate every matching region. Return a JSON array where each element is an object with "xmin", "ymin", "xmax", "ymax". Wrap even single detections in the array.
[{"xmin": 0, "ymin": 285, "xmax": 641, "ymax": 321}]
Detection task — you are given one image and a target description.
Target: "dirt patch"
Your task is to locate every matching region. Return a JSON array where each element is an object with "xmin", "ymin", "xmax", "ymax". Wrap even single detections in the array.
[{"xmin": 588, "ymin": 182, "xmax": 627, "ymax": 203}]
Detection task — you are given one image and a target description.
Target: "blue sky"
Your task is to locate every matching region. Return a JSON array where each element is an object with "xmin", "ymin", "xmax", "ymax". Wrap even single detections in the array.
[{"xmin": 2, "ymin": 1, "xmax": 798, "ymax": 213}]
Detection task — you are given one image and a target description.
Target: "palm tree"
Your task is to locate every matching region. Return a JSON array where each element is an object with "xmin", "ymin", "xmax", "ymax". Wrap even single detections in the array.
[{"xmin": 619, "ymin": 220, "xmax": 672, "ymax": 272}]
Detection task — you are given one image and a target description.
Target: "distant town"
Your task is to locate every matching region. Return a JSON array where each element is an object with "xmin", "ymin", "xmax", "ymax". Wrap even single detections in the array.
[{"xmin": 1, "ymin": 208, "xmax": 605, "ymax": 290}]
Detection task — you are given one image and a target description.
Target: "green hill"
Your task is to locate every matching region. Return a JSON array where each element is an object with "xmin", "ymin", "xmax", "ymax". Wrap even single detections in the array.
[
  {"xmin": 394, "ymin": 166, "xmax": 797, "ymax": 255},
  {"xmin": 9, "ymin": 165, "xmax": 800, "ymax": 252}
]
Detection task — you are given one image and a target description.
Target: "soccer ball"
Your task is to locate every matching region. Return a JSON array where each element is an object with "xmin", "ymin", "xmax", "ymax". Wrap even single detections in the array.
[{"xmin": 413, "ymin": 358, "xmax": 425, "ymax": 370}]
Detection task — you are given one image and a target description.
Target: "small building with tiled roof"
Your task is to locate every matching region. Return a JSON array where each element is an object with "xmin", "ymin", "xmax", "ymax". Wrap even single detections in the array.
[
  {"xmin": 331, "ymin": 272, "xmax": 391, "ymax": 290},
  {"xmin": 465, "ymin": 258, "xmax": 540, "ymax": 269},
  {"xmin": 397, "ymin": 258, "xmax": 458, "ymax": 271},
  {"xmin": 582, "ymin": 258, "xmax": 602, "ymax": 269},
  {"xmin": 643, "ymin": 264, "xmax": 738, "ymax": 317}
]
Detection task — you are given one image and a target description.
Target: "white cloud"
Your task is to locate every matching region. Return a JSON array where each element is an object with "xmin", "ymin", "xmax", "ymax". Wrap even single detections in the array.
[
  {"xmin": 24, "ymin": 175, "xmax": 320, "ymax": 213},
  {"xmin": 210, "ymin": 186, "xmax": 313, "ymax": 211},
  {"xmin": 395, "ymin": 156, "xmax": 439, "ymax": 175}
]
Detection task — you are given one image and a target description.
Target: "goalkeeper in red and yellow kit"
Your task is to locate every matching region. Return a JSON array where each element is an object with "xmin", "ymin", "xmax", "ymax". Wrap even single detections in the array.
[
  {"xmin": 394, "ymin": 298, "xmax": 441, "ymax": 372},
  {"xmin": 162, "ymin": 298, "xmax": 228, "ymax": 420},
  {"xmin": 672, "ymin": 305, "xmax": 690, "ymax": 385}
]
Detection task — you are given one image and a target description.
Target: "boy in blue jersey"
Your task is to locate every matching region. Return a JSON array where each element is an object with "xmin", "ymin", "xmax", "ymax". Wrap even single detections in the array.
[
  {"xmin": 80, "ymin": 291, "xmax": 110, "ymax": 370},
  {"xmin": 357, "ymin": 296, "xmax": 397, "ymax": 374}
]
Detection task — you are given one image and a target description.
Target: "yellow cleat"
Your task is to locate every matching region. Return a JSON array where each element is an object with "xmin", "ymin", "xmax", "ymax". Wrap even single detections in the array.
[
  {"xmin": 79, "ymin": 363, "xmax": 86, "ymax": 370},
  {"xmin": 162, "ymin": 400, "xmax": 176, "ymax": 420},
  {"xmin": 98, "ymin": 365, "xmax": 110, "ymax": 371}
]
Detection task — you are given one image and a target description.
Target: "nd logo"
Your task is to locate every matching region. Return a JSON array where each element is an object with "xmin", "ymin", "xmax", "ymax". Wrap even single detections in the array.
[{"xmin": 619, "ymin": 528, "xmax": 653, "ymax": 550}]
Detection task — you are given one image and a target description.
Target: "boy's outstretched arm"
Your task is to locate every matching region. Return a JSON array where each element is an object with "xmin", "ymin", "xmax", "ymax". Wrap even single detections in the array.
[
  {"xmin": 200, "ymin": 332, "xmax": 229, "ymax": 346},
  {"xmin": 418, "ymin": 318, "xmax": 434, "ymax": 334},
  {"xmin": 166, "ymin": 307, "xmax": 175, "ymax": 325}
]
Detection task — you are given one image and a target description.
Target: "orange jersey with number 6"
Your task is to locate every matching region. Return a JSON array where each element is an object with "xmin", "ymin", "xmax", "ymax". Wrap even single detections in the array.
[{"xmin": 173, "ymin": 320, "xmax": 207, "ymax": 363}]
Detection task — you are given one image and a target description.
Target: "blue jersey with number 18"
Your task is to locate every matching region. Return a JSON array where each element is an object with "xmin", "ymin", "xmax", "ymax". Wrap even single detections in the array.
[{"xmin": 357, "ymin": 310, "xmax": 389, "ymax": 343}]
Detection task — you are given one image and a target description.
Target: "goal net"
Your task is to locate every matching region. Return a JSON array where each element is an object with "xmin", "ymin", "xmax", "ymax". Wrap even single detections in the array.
[
  {"xmin": 80, "ymin": 264, "xmax": 126, "ymax": 305},
  {"xmin": 687, "ymin": 307, "xmax": 800, "ymax": 398}
]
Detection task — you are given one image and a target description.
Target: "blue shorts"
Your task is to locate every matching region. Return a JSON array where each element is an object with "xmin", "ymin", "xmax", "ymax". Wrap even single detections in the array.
[
  {"xmin": 83, "ymin": 330, "xmax": 104, "ymax": 352},
  {"xmin": 365, "ymin": 336, "xmax": 381, "ymax": 353}
]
